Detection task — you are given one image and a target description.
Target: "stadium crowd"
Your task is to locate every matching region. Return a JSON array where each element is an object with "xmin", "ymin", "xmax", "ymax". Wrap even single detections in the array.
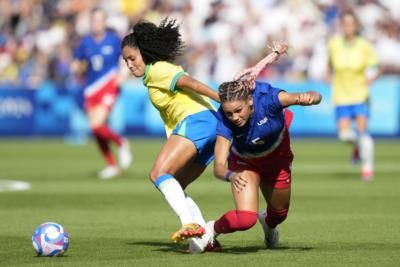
[{"xmin": 0, "ymin": 0, "xmax": 399, "ymax": 91}]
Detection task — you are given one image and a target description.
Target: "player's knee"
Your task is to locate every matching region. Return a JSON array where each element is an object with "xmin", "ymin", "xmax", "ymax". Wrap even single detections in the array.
[
  {"xmin": 149, "ymin": 169, "xmax": 161, "ymax": 182},
  {"xmin": 338, "ymin": 129, "xmax": 357, "ymax": 143},
  {"xmin": 266, "ymin": 208, "xmax": 289, "ymax": 228},
  {"xmin": 235, "ymin": 210, "xmax": 258, "ymax": 231},
  {"xmin": 149, "ymin": 166, "xmax": 172, "ymax": 182}
]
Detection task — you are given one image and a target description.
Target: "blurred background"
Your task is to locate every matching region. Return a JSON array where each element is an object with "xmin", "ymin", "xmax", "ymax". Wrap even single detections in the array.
[{"xmin": 0, "ymin": 0, "xmax": 399, "ymax": 139}]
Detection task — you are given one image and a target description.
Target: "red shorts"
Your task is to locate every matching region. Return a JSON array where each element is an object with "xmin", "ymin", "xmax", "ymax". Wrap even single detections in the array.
[
  {"xmin": 228, "ymin": 112, "xmax": 294, "ymax": 189},
  {"xmin": 84, "ymin": 79, "xmax": 119, "ymax": 111}
]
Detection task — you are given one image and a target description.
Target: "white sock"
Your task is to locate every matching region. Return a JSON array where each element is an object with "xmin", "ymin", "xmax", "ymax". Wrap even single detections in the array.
[
  {"xmin": 185, "ymin": 196, "xmax": 206, "ymax": 226},
  {"xmin": 155, "ymin": 174, "xmax": 193, "ymax": 225},
  {"xmin": 206, "ymin": 220, "xmax": 217, "ymax": 237},
  {"xmin": 358, "ymin": 134, "xmax": 374, "ymax": 172},
  {"xmin": 338, "ymin": 129, "xmax": 357, "ymax": 144}
]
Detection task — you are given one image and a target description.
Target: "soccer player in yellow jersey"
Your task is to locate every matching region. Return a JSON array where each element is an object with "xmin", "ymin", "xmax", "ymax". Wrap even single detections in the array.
[
  {"xmin": 121, "ymin": 18, "xmax": 220, "ymax": 243},
  {"xmin": 328, "ymin": 10, "xmax": 379, "ymax": 181}
]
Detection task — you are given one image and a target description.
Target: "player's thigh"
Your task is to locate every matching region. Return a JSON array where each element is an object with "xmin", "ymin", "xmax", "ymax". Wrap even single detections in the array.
[
  {"xmin": 260, "ymin": 184, "xmax": 291, "ymax": 210},
  {"xmin": 175, "ymin": 160, "xmax": 207, "ymax": 189},
  {"xmin": 337, "ymin": 117, "xmax": 352, "ymax": 132},
  {"xmin": 232, "ymin": 170, "xmax": 260, "ymax": 212},
  {"xmin": 87, "ymin": 104, "xmax": 110, "ymax": 128},
  {"xmin": 150, "ymin": 135, "xmax": 197, "ymax": 180}
]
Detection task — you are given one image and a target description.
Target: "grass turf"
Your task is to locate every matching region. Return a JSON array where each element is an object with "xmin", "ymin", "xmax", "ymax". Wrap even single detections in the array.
[{"xmin": 0, "ymin": 138, "xmax": 399, "ymax": 266}]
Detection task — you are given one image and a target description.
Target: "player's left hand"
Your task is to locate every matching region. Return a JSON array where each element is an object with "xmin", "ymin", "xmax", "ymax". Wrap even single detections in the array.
[
  {"xmin": 230, "ymin": 171, "xmax": 248, "ymax": 193},
  {"xmin": 270, "ymin": 41, "xmax": 288, "ymax": 55}
]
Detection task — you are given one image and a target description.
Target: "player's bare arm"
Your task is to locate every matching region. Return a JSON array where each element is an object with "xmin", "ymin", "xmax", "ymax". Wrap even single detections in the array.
[
  {"xmin": 176, "ymin": 75, "xmax": 220, "ymax": 102},
  {"xmin": 213, "ymin": 136, "xmax": 248, "ymax": 192},
  {"xmin": 234, "ymin": 41, "xmax": 288, "ymax": 81},
  {"xmin": 278, "ymin": 91, "xmax": 322, "ymax": 107},
  {"xmin": 213, "ymin": 136, "xmax": 232, "ymax": 181}
]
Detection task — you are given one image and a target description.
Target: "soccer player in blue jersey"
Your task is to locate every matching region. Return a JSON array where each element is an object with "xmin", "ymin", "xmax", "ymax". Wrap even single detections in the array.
[
  {"xmin": 72, "ymin": 8, "xmax": 132, "ymax": 179},
  {"xmin": 189, "ymin": 52, "xmax": 322, "ymax": 253}
]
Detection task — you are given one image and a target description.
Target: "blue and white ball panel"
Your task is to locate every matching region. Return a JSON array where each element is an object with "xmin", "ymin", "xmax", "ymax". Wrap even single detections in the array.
[{"xmin": 32, "ymin": 222, "xmax": 69, "ymax": 256}]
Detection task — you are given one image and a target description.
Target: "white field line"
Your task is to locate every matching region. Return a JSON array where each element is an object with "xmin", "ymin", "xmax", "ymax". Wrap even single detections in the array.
[{"xmin": 0, "ymin": 180, "xmax": 31, "ymax": 192}]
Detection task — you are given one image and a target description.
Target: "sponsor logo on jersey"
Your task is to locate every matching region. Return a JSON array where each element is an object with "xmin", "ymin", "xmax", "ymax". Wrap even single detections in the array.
[{"xmin": 257, "ymin": 116, "xmax": 268, "ymax": 126}]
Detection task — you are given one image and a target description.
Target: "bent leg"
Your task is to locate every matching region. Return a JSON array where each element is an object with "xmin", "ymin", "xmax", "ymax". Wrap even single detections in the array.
[
  {"xmin": 149, "ymin": 135, "xmax": 205, "ymax": 242},
  {"xmin": 89, "ymin": 104, "xmax": 122, "ymax": 147},
  {"xmin": 88, "ymin": 105, "xmax": 118, "ymax": 172},
  {"xmin": 175, "ymin": 161, "xmax": 207, "ymax": 226},
  {"xmin": 258, "ymin": 184, "xmax": 291, "ymax": 249},
  {"xmin": 175, "ymin": 159, "xmax": 207, "ymax": 190},
  {"xmin": 260, "ymin": 185, "xmax": 291, "ymax": 228},
  {"xmin": 213, "ymin": 170, "xmax": 260, "ymax": 234}
]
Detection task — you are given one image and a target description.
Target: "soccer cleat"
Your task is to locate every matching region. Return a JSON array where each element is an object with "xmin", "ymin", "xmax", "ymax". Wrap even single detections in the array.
[
  {"xmin": 171, "ymin": 223, "xmax": 205, "ymax": 243},
  {"xmin": 189, "ymin": 237, "xmax": 221, "ymax": 253},
  {"xmin": 258, "ymin": 211, "xmax": 279, "ymax": 249},
  {"xmin": 361, "ymin": 169, "xmax": 374, "ymax": 182},
  {"xmin": 188, "ymin": 221, "xmax": 216, "ymax": 253},
  {"xmin": 118, "ymin": 138, "xmax": 133, "ymax": 169},
  {"xmin": 204, "ymin": 238, "xmax": 222, "ymax": 252},
  {"xmin": 351, "ymin": 147, "xmax": 360, "ymax": 165},
  {"xmin": 98, "ymin": 165, "xmax": 120, "ymax": 180}
]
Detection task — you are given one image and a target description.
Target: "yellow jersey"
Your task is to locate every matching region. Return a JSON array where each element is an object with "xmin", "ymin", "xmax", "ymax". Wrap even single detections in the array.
[
  {"xmin": 328, "ymin": 36, "xmax": 378, "ymax": 105},
  {"xmin": 143, "ymin": 61, "xmax": 215, "ymax": 136}
]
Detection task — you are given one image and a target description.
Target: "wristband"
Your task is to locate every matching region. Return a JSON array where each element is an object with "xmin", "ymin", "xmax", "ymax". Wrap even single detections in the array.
[
  {"xmin": 224, "ymin": 170, "xmax": 233, "ymax": 182},
  {"xmin": 273, "ymin": 50, "xmax": 280, "ymax": 56}
]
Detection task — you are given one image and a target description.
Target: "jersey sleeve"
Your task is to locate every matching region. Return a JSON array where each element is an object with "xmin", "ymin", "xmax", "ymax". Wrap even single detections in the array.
[
  {"xmin": 216, "ymin": 108, "xmax": 233, "ymax": 141},
  {"xmin": 269, "ymin": 85, "xmax": 284, "ymax": 114},
  {"xmin": 364, "ymin": 40, "xmax": 379, "ymax": 67},
  {"xmin": 256, "ymin": 82, "xmax": 284, "ymax": 114},
  {"xmin": 148, "ymin": 62, "xmax": 186, "ymax": 93}
]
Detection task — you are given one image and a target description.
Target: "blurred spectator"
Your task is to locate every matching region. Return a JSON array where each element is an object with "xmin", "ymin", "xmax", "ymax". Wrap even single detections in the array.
[
  {"xmin": 375, "ymin": 19, "xmax": 400, "ymax": 75},
  {"xmin": 0, "ymin": 0, "xmax": 399, "ymax": 88}
]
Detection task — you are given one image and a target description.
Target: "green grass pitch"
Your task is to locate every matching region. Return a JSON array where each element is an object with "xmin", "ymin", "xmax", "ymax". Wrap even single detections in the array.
[{"xmin": 0, "ymin": 138, "xmax": 399, "ymax": 266}]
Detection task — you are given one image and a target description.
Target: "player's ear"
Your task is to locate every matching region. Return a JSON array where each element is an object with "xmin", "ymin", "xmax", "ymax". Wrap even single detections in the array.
[{"xmin": 247, "ymin": 95, "xmax": 253, "ymax": 107}]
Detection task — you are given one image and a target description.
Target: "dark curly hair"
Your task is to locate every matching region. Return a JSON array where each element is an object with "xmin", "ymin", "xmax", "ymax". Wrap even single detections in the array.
[{"xmin": 121, "ymin": 18, "xmax": 185, "ymax": 64}]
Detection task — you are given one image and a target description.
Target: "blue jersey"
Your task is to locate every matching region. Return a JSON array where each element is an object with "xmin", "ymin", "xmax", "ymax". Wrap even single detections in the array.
[
  {"xmin": 216, "ymin": 81, "xmax": 285, "ymax": 156},
  {"xmin": 74, "ymin": 30, "xmax": 121, "ymax": 96}
]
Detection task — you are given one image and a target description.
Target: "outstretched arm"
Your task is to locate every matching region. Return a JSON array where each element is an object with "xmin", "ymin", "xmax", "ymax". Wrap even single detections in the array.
[
  {"xmin": 234, "ymin": 41, "xmax": 288, "ymax": 81},
  {"xmin": 278, "ymin": 90, "xmax": 322, "ymax": 108},
  {"xmin": 176, "ymin": 75, "xmax": 220, "ymax": 102}
]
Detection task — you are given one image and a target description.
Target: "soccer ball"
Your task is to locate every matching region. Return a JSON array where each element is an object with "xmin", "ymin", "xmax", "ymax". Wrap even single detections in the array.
[{"xmin": 32, "ymin": 222, "xmax": 69, "ymax": 256}]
